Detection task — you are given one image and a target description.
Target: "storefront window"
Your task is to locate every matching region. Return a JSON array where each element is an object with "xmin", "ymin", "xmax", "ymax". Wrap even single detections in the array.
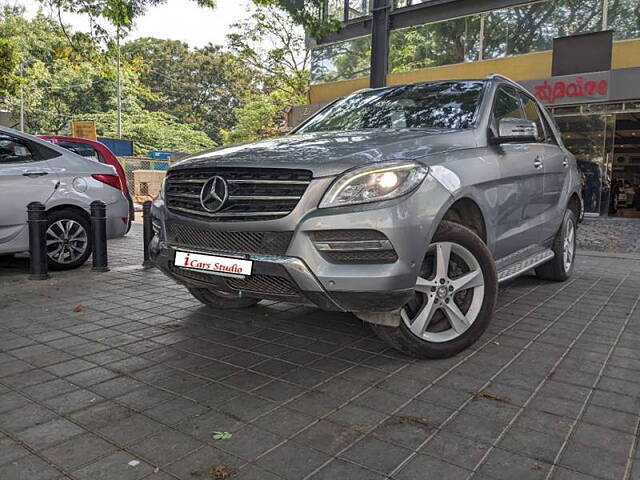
[
  {"xmin": 348, "ymin": 0, "xmax": 369, "ymax": 20},
  {"xmin": 555, "ymin": 114, "xmax": 615, "ymax": 215},
  {"xmin": 310, "ymin": 36, "xmax": 371, "ymax": 84},
  {"xmin": 483, "ymin": 0, "xmax": 602, "ymax": 59},
  {"xmin": 608, "ymin": 0, "xmax": 640, "ymax": 41},
  {"xmin": 389, "ymin": 15, "xmax": 480, "ymax": 73},
  {"xmin": 326, "ymin": 0, "xmax": 345, "ymax": 21}
]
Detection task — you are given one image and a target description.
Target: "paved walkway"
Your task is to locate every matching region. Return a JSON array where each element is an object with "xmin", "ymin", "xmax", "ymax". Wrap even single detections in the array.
[
  {"xmin": 1, "ymin": 226, "xmax": 640, "ymax": 480},
  {"xmin": 578, "ymin": 217, "xmax": 640, "ymax": 254}
]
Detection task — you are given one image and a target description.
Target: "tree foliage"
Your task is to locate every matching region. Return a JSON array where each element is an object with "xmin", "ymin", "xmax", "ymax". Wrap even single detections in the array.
[
  {"xmin": 37, "ymin": 0, "xmax": 216, "ymax": 39},
  {"xmin": 0, "ymin": 38, "xmax": 19, "ymax": 98},
  {"xmin": 74, "ymin": 109, "xmax": 215, "ymax": 154},
  {"xmin": 0, "ymin": 4, "xmax": 311, "ymax": 149},
  {"xmin": 123, "ymin": 38, "xmax": 254, "ymax": 143},
  {"xmin": 251, "ymin": 0, "xmax": 341, "ymax": 39}
]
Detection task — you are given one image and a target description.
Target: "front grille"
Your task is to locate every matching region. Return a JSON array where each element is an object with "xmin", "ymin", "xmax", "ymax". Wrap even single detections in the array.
[
  {"xmin": 166, "ymin": 167, "xmax": 312, "ymax": 222},
  {"xmin": 169, "ymin": 265, "xmax": 297, "ymax": 296},
  {"xmin": 226, "ymin": 275, "xmax": 297, "ymax": 296},
  {"xmin": 167, "ymin": 224, "xmax": 292, "ymax": 256}
]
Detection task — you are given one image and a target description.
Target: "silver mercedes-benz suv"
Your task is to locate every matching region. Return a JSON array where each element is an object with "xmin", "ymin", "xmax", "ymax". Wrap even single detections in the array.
[{"xmin": 149, "ymin": 74, "xmax": 583, "ymax": 359}]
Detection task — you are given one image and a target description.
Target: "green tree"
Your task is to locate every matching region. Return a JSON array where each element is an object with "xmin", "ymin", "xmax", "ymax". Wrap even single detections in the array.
[
  {"xmin": 251, "ymin": 0, "xmax": 340, "ymax": 39},
  {"xmin": 36, "ymin": 0, "xmax": 216, "ymax": 41},
  {"xmin": 74, "ymin": 109, "xmax": 215, "ymax": 154},
  {"xmin": 224, "ymin": 6, "xmax": 310, "ymax": 144},
  {"xmin": 122, "ymin": 38, "xmax": 255, "ymax": 143},
  {"xmin": 228, "ymin": 6, "xmax": 310, "ymax": 102},
  {"xmin": 0, "ymin": 38, "xmax": 19, "ymax": 98},
  {"xmin": 221, "ymin": 99, "xmax": 280, "ymax": 145}
]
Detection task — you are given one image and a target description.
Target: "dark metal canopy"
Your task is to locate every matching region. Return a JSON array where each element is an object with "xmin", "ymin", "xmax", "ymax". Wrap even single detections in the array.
[{"xmin": 318, "ymin": 0, "xmax": 541, "ymax": 88}]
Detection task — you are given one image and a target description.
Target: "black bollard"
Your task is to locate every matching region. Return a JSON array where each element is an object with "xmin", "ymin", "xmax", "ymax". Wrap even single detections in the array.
[
  {"xmin": 90, "ymin": 201, "xmax": 109, "ymax": 272},
  {"xmin": 27, "ymin": 202, "xmax": 49, "ymax": 280},
  {"xmin": 142, "ymin": 201, "xmax": 153, "ymax": 267}
]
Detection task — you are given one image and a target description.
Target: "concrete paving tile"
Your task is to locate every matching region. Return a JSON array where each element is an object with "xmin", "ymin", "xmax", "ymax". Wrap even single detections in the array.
[{"xmin": 72, "ymin": 450, "xmax": 154, "ymax": 480}]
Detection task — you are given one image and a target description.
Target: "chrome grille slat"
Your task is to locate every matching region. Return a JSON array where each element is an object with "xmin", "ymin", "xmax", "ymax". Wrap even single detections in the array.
[
  {"xmin": 166, "ymin": 167, "xmax": 311, "ymax": 222},
  {"xmin": 227, "ymin": 179, "xmax": 310, "ymax": 185},
  {"xmin": 167, "ymin": 193, "xmax": 200, "ymax": 200},
  {"xmin": 228, "ymin": 195, "xmax": 302, "ymax": 201},
  {"xmin": 172, "ymin": 207, "xmax": 290, "ymax": 218}
]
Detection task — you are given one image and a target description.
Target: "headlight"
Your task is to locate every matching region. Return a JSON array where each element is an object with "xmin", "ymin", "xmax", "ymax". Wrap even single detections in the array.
[{"xmin": 319, "ymin": 161, "xmax": 428, "ymax": 209}]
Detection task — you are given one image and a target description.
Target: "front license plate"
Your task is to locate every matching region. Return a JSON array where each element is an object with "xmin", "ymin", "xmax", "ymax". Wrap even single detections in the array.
[{"xmin": 174, "ymin": 251, "xmax": 253, "ymax": 277}]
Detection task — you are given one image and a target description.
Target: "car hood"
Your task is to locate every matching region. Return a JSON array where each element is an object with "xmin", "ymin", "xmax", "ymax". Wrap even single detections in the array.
[{"xmin": 171, "ymin": 129, "xmax": 478, "ymax": 177}]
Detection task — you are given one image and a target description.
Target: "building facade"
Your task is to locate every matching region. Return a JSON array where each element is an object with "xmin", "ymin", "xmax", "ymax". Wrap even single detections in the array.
[{"xmin": 309, "ymin": 0, "xmax": 640, "ymax": 216}]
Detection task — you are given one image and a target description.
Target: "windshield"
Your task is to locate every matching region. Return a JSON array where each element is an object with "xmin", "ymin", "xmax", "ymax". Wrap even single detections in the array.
[{"xmin": 297, "ymin": 81, "xmax": 485, "ymax": 134}]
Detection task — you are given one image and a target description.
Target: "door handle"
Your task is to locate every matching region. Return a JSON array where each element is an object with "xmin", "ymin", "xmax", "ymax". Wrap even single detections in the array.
[
  {"xmin": 533, "ymin": 157, "xmax": 543, "ymax": 169},
  {"xmin": 562, "ymin": 158, "xmax": 569, "ymax": 168},
  {"xmin": 22, "ymin": 171, "xmax": 48, "ymax": 177}
]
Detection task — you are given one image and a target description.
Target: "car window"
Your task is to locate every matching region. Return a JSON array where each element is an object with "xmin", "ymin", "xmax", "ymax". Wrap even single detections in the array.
[
  {"xmin": 58, "ymin": 141, "xmax": 103, "ymax": 162},
  {"xmin": 519, "ymin": 93, "xmax": 545, "ymax": 142},
  {"xmin": 0, "ymin": 135, "xmax": 36, "ymax": 164},
  {"xmin": 493, "ymin": 86, "xmax": 525, "ymax": 127},
  {"xmin": 296, "ymin": 81, "xmax": 485, "ymax": 133},
  {"xmin": 537, "ymin": 107, "xmax": 559, "ymax": 145}
]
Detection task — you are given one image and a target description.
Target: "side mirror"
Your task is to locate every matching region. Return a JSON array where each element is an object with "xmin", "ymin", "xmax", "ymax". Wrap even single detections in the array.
[{"xmin": 495, "ymin": 118, "xmax": 538, "ymax": 143}]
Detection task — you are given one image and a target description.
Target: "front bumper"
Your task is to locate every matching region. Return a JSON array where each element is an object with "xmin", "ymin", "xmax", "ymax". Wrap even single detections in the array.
[
  {"xmin": 149, "ymin": 239, "xmax": 414, "ymax": 312},
  {"xmin": 149, "ymin": 173, "xmax": 452, "ymax": 313}
]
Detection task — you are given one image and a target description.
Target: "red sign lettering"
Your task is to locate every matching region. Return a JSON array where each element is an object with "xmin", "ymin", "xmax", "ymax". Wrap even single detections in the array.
[{"xmin": 533, "ymin": 77, "xmax": 608, "ymax": 104}]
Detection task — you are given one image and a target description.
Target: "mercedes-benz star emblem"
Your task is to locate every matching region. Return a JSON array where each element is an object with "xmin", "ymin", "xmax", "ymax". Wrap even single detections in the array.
[{"xmin": 200, "ymin": 176, "xmax": 228, "ymax": 212}]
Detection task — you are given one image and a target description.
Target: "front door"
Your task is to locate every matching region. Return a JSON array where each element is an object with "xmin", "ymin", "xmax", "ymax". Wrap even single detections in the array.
[
  {"xmin": 520, "ymin": 93, "xmax": 572, "ymax": 242},
  {"xmin": 0, "ymin": 132, "xmax": 59, "ymax": 251},
  {"xmin": 492, "ymin": 85, "xmax": 546, "ymax": 259}
]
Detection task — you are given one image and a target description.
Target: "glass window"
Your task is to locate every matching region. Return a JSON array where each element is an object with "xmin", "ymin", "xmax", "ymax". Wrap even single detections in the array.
[
  {"xmin": 483, "ymin": 0, "xmax": 602, "ymax": 60},
  {"xmin": 493, "ymin": 86, "xmax": 525, "ymax": 127},
  {"xmin": 347, "ymin": 0, "xmax": 369, "ymax": 20},
  {"xmin": 297, "ymin": 81, "xmax": 484, "ymax": 133},
  {"xmin": 390, "ymin": 15, "xmax": 481, "ymax": 73},
  {"xmin": 519, "ymin": 93, "xmax": 546, "ymax": 141},
  {"xmin": 58, "ymin": 141, "xmax": 102, "ymax": 162},
  {"xmin": 608, "ymin": 0, "xmax": 640, "ymax": 41},
  {"xmin": 0, "ymin": 135, "xmax": 35, "ymax": 163},
  {"xmin": 311, "ymin": 36, "xmax": 371, "ymax": 84},
  {"xmin": 326, "ymin": 0, "xmax": 344, "ymax": 21}
]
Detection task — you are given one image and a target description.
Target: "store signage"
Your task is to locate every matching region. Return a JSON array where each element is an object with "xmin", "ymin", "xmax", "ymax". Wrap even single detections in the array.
[{"xmin": 521, "ymin": 72, "xmax": 610, "ymax": 106}]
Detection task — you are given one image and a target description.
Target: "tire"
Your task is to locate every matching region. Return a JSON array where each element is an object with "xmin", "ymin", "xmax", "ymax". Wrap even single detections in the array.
[
  {"xmin": 46, "ymin": 209, "xmax": 92, "ymax": 271},
  {"xmin": 188, "ymin": 287, "xmax": 261, "ymax": 309},
  {"xmin": 535, "ymin": 209, "xmax": 576, "ymax": 282},
  {"xmin": 125, "ymin": 195, "xmax": 134, "ymax": 235},
  {"xmin": 366, "ymin": 221, "xmax": 497, "ymax": 359}
]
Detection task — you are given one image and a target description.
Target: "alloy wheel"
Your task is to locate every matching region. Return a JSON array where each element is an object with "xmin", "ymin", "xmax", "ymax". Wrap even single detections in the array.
[
  {"xmin": 401, "ymin": 241, "xmax": 485, "ymax": 343},
  {"xmin": 563, "ymin": 219, "xmax": 575, "ymax": 272},
  {"xmin": 46, "ymin": 219, "xmax": 88, "ymax": 264}
]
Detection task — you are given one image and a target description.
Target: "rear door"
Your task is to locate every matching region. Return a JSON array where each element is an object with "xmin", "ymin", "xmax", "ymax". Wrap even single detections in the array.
[
  {"xmin": 0, "ymin": 132, "xmax": 60, "ymax": 249},
  {"xmin": 519, "ymin": 92, "xmax": 569, "ymax": 243},
  {"xmin": 492, "ymin": 85, "xmax": 546, "ymax": 258}
]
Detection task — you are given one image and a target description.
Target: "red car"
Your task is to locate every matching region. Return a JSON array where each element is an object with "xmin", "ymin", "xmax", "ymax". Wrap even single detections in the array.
[{"xmin": 40, "ymin": 136, "xmax": 134, "ymax": 232}]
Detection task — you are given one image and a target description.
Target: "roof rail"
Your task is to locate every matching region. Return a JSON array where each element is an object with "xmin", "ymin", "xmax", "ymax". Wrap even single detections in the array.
[{"xmin": 486, "ymin": 73, "xmax": 522, "ymax": 88}]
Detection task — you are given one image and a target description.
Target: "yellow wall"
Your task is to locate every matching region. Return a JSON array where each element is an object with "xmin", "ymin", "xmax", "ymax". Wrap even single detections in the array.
[{"xmin": 309, "ymin": 38, "xmax": 640, "ymax": 104}]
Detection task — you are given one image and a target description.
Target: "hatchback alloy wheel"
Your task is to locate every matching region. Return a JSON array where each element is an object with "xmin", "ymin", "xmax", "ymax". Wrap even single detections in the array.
[{"xmin": 46, "ymin": 219, "xmax": 88, "ymax": 264}]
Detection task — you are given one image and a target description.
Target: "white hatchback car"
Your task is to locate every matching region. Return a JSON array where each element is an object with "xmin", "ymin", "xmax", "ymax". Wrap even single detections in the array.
[{"xmin": 0, "ymin": 126, "xmax": 129, "ymax": 270}]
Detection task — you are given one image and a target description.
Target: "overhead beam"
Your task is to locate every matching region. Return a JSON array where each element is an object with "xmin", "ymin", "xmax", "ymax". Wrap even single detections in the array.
[{"xmin": 317, "ymin": 0, "xmax": 539, "ymax": 45}]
